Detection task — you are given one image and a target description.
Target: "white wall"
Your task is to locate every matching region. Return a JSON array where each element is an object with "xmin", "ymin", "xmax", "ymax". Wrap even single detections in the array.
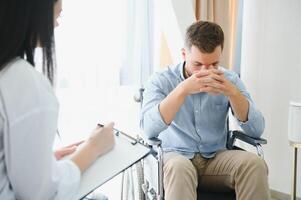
[
  {"xmin": 241, "ymin": 0, "xmax": 301, "ymax": 196},
  {"xmin": 157, "ymin": 0, "xmax": 195, "ymax": 64}
]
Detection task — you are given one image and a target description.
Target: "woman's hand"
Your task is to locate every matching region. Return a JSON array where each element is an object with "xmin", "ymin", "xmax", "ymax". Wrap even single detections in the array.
[
  {"xmin": 54, "ymin": 140, "xmax": 84, "ymax": 160},
  {"xmin": 87, "ymin": 122, "xmax": 115, "ymax": 157},
  {"xmin": 71, "ymin": 122, "xmax": 116, "ymax": 173}
]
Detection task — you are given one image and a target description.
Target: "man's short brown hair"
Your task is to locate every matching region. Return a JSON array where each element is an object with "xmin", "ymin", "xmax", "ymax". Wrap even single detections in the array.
[{"xmin": 185, "ymin": 21, "xmax": 224, "ymax": 53}]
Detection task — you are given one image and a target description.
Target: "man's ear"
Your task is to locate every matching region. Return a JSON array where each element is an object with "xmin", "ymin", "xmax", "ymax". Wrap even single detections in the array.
[{"xmin": 181, "ymin": 48, "xmax": 186, "ymax": 60}]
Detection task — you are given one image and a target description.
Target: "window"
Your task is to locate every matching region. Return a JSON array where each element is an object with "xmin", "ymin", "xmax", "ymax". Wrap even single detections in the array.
[
  {"xmin": 55, "ymin": 0, "xmax": 126, "ymax": 89},
  {"xmin": 54, "ymin": 0, "xmax": 153, "ymax": 145}
]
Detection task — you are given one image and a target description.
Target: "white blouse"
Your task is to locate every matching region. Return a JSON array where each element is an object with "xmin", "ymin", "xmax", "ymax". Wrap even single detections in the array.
[{"xmin": 0, "ymin": 58, "xmax": 80, "ymax": 200}]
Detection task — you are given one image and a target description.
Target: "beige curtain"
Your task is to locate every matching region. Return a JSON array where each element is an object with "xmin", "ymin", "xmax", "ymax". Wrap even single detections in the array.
[
  {"xmin": 159, "ymin": 32, "xmax": 173, "ymax": 68},
  {"xmin": 196, "ymin": 0, "xmax": 239, "ymax": 69}
]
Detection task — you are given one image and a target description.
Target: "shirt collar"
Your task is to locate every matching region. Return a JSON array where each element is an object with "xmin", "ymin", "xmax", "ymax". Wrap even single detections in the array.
[{"xmin": 179, "ymin": 61, "xmax": 186, "ymax": 81}]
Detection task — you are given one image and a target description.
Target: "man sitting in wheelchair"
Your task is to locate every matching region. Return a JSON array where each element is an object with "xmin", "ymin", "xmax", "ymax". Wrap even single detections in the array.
[{"xmin": 140, "ymin": 21, "xmax": 270, "ymax": 200}]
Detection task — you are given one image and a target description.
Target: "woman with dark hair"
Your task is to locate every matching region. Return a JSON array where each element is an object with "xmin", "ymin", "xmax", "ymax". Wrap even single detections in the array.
[{"xmin": 0, "ymin": 0, "xmax": 115, "ymax": 199}]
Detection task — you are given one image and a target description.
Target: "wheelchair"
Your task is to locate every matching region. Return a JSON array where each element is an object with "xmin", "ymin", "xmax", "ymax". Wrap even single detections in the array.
[{"xmin": 128, "ymin": 88, "xmax": 267, "ymax": 200}]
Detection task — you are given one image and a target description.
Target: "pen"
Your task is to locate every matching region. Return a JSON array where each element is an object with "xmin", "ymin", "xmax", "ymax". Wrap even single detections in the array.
[{"xmin": 97, "ymin": 123, "xmax": 137, "ymax": 145}]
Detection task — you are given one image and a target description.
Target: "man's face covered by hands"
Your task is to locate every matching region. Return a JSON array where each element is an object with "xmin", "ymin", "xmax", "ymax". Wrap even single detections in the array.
[
  {"xmin": 182, "ymin": 45, "xmax": 222, "ymax": 76},
  {"xmin": 181, "ymin": 45, "xmax": 236, "ymax": 97}
]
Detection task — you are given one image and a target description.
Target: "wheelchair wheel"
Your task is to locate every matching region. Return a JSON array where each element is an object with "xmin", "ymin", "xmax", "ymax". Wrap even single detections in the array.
[{"xmin": 121, "ymin": 161, "xmax": 146, "ymax": 200}]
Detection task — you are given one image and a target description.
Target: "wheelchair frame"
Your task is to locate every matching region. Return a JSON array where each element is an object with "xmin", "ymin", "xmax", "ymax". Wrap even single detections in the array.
[
  {"xmin": 134, "ymin": 88, "xmax": 267, "ymax": 200},
  {"xmin": 138, "ymin": 131, "xmax": 267, "ymax": 200}
]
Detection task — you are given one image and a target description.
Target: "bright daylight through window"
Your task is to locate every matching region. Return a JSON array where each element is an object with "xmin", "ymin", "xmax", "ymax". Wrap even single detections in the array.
[{"xmin": 54, "ymin": 0, "xmax": 141, "ymax": 145}]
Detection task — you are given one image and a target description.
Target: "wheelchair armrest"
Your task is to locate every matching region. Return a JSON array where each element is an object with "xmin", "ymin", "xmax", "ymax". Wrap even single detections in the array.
[
  {"xmin": 227, "ymin": 130, "xmax": 267, "ymax": 149},
  {"xmin": 146, "ymin": 137, "xmax": 162, "ymax": 146}
]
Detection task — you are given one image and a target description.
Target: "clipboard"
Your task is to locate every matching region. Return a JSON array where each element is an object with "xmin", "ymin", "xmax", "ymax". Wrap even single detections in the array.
[{"xmin": 74, "ymin": 128, "xmax": 151, "ymax": 200}]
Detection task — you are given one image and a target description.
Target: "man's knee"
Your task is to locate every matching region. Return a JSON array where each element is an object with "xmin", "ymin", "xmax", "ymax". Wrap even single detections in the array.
[
  {"xmin": 236, "ymin": 153, "xmax": 269, "ymax": 181},
  {"xmin": 234, "ymin": 153, "xmax": 270, "ymax": 199},
  {"xmin": 244, "ymin": 154, "xmax": 268, "ymax": 175},
  {"xmin": 163, "ymin": 153, "xmax": 197, "ymax": 183}
]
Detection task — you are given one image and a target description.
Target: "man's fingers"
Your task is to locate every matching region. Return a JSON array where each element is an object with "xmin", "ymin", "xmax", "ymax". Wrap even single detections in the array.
[
  {"xmin": 206, "ymin": 82, "xmax": 225, "ymax": 90},
  {"xmin": 211, "ymin": 68, "xmax": 223, "ymax": 75},
  {"xmin": 194, "ymin": 70, "xmax": 210, "ymax": 78},
  {"xmin": 200, "ymin": 85, "xmax": 223, "ymax": 95},
  {"xmin": 210, "ymin": 73, "xmax": 224, "ymax": 82},
  {"xmin": 195, "ymin": 68, "xmax": 223, "ymax": 77},
  {"xmin": 195, "ymin": 71, "xmax": 224, "ymax": 84},
  {"xmin": 198, "ymin": 75, "xmax": 224, "ymax": 87},
  {"xmin": 199, "ymin": 76, "xmax": 221, "ymax": 84}
]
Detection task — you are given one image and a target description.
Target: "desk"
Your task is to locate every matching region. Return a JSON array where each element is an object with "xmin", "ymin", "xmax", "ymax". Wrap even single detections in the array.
[{"xmin": 290, "ymin": 141, "xmax": 301, "ymax": 200}]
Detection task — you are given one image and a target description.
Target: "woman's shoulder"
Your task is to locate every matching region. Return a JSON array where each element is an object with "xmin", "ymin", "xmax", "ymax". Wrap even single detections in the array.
[
  {"xmin": 1, "ymin": 58, "xmax": 48, "ymax": 83},
  {"xmin": 1, "ymin": 58, "xmax": 53, "ymax": 90},
  {"xmin": 0, "ymin": 58, "xmax": 58, "ymax": 121}
]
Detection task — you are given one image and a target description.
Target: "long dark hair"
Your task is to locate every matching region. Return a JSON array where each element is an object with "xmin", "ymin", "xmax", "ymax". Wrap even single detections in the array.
[{"xmin": 0, "ymin": 0, "xmax": 55, "ymax": 84}]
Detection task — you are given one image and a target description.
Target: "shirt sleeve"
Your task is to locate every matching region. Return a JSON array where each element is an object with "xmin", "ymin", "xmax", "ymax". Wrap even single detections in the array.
[
  {"xmin": 4, "ymin": 107, "xmax": 80, "ymax": 200},
  {"xmin": 140, "ymin": 74, "xmax": 169, "ymax": 139},
  {"xmin": 231, "ymin": 74, "xmax": 265, "ymax": 138}
]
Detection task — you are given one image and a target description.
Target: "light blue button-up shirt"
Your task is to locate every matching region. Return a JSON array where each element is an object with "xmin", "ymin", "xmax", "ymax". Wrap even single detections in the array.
[{"xmin": 140, "ymin": 62, "xmax": 265, "ymax": 159}]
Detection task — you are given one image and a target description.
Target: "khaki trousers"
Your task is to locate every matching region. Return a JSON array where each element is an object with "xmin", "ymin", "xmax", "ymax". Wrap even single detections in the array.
[{"xmin": 163, "ymin": 150, "xmax": 270, "ymax": 200}]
